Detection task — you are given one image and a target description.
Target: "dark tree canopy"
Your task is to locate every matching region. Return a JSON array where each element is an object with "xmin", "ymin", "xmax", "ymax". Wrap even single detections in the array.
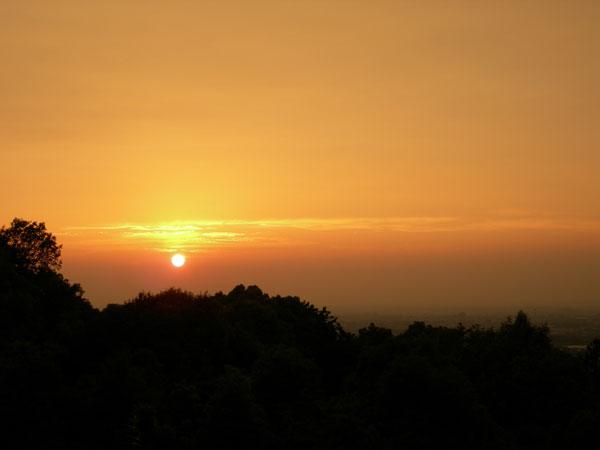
[
  {"xmin": 0, "ymin": 218, "xmax": 62, "ymax": 273},
  {"xmin": 1, "ymin": 219, "xmax": 600, "ymax": 450}
]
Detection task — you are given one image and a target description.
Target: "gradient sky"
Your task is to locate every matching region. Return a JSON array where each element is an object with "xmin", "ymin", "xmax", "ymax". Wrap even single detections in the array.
[{"xmin": 1, "ymin": 1, "xmax": 599, "ymax": 311}]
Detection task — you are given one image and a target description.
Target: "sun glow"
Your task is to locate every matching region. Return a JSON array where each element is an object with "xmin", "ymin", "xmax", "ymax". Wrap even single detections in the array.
[{"xmin": 171, "ymin": 253, "xmax": 186, "ymax": 268}]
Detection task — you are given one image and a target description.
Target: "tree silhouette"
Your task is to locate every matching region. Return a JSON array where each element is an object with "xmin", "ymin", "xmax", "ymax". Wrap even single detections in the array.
[
  {"xmin": 1, "ymin": 218, "xmax": 600, "ymax": 450},
  {"xmin": 0, "ymin": 218, "xmax": 62, "ymax": 274}
]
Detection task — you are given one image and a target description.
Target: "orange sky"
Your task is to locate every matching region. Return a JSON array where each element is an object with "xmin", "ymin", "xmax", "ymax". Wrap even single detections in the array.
[{"xmin": 1, "ymin": 1, "xmax": 599, "ymax": 310}]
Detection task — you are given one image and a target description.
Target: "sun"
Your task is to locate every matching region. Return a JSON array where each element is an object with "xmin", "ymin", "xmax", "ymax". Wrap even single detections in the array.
[{"xmin": 171, "ymin": 253, "xmax": 186, "ymax": 268}]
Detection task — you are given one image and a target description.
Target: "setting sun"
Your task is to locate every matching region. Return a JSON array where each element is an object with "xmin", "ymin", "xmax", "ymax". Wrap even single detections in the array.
[{"xmin": 171, "ymin": 253, "xmax": 186, "ymax": 268}]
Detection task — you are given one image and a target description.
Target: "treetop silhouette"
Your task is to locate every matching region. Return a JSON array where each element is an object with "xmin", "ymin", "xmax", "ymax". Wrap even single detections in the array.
[
  {"xmin": 1, "ymin": 218, "xmax": 600, "ymax": 450},
  {"xmin": 0, "ymin": 218, "xmax": 62, "ymax": 274}
]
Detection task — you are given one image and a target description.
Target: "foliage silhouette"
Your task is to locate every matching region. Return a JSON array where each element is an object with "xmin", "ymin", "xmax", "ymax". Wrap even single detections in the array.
[
  {"xmin": 0, "ymin": 219, "xmax": 599, "ymax": 449},
  {"xmin": 0, "ymin": 218, "xmax": 63, "ymax": 274}
]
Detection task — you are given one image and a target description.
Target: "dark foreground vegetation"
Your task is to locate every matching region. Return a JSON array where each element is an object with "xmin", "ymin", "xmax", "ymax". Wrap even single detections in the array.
[{"xmin": 1, "ymin": 219, "xmax": 600, "ymax": 450}]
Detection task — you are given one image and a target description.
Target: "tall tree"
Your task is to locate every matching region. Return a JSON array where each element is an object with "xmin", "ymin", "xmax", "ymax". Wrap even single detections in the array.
[{"xmin": 0, "ymin": 218, "xmax": 62, "ymax": 273}]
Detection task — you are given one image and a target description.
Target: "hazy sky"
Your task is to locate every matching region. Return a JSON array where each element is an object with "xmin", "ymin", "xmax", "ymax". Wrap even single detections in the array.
[{"xmin": 1, "ymin": 1, "xmax": 599, "ymax": 311}]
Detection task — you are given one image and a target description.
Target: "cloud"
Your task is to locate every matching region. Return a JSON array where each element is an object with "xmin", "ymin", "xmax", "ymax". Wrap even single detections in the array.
[{"xmin": 59, "ymin": 215, "xmax": 600, "ymax": 253}]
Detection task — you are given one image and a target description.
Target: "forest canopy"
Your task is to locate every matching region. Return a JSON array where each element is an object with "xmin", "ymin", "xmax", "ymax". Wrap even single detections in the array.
[{"xmin": 1, "ymin": 219, "xmax": 599, "ymax": 450}]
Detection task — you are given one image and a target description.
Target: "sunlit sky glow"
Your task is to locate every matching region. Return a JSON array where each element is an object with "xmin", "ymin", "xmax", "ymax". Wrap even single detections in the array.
[
  {"xmin": 1, "ymin": 0, "xmax": 599, "ymax": 310},
  {"xmin": 60, "ymin": 215, "xmax": 600, "ymax": 253}
]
